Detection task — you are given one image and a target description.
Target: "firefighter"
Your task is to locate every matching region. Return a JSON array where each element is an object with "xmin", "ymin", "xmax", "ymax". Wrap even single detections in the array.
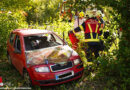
[{"xmin": 68, "ymin": 11, "xmax": 102, "ymax": 62}]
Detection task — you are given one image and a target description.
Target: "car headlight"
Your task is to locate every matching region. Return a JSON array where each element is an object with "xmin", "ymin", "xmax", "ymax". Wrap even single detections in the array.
[
  {"xmin": 74, "ymin": 59, "xmax": 80, "ymax": 65},
  {"xmin": 35, "ymin": 67, "xmax": 50, "ymax": 72}
]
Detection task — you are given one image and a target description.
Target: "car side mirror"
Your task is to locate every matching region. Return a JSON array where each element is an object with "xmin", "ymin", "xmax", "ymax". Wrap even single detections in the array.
[{"xmin": 14, "ymin": 48, "xmax": 21, "ymax": 54}]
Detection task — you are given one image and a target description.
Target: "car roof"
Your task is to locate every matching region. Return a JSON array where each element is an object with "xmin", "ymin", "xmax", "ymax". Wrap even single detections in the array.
[{"xmin": 13, "ymin": 29, "xmax": 52, "ymax": 36}]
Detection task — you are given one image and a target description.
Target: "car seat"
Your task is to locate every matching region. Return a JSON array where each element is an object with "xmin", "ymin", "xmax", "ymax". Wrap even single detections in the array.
[{"xmin": 39, "ymin": 36, "xmax": 49, "ymax": 48}]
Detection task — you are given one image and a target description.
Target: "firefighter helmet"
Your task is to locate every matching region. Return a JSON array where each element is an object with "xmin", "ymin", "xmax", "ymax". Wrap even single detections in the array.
[
  {"xmin": 79, "ymin": 11, "xmax": 84, "ymax": 18},
  {"xmin": 86, "ymin": 11, "xmax": 94, "ymax": 18},
  {"xmin": 96, "ymin": 10, "xmax": 102, "ymax": 17}
]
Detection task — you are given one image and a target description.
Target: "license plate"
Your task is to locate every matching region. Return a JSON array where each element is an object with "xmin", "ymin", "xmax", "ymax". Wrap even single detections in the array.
[{"xmin": 55, "ymin": 71, "xmax": 74, "ymax": 80}]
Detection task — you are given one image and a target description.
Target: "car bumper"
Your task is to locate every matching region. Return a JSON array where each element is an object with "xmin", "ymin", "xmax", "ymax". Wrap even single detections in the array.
[
  {"xmin": 36, "ymin": 70, "xmax": 83, "ymax": 86},
  {"xmin": 28, "ymin": 64, "xmax": 84, "ymax": 86}
]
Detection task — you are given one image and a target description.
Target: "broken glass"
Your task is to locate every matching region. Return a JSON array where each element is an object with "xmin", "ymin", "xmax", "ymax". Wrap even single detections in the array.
[{"xmin": 25, "ymin": 45, "xmax": 73, "ymax": 66}]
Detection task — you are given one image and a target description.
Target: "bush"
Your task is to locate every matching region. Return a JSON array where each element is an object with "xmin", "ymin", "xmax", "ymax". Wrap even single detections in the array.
[{"xmin": 0, "ymin": 12, "xmax": 28, "ymax": 59}]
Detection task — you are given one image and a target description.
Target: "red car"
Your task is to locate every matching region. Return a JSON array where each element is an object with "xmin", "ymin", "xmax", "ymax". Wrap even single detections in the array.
[{"xmin": 7, "ymin": 29, "xmax": 84, "ymax": 86}]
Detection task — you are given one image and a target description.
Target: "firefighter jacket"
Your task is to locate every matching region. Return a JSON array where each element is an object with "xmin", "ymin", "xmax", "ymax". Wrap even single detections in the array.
[
  {"xmin": 73, "ymin": 17, "xmax": 102, "ymax": 43},
  {"xmin": 97, "ymin": 18, "xmax": 105, "ymax": 28}
]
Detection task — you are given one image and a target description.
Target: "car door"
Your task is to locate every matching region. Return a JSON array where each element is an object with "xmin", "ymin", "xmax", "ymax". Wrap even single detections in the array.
[{"xmin": 13, "ymin": 35, "xmax": 24, "ymax": 74}]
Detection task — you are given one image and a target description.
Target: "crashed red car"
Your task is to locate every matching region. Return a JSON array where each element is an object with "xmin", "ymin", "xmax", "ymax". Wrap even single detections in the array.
[{"xmin": 7, "ymin": 29, "xmax": 84, "ymax": 86}]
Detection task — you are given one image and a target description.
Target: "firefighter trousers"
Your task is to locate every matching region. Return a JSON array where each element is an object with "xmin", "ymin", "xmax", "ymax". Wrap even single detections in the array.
[{"xmin": 85, "ymin": 42, "xmax": 101, "ymax": 62}]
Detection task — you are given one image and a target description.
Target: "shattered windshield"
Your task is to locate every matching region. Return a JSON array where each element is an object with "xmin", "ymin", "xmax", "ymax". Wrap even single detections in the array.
[
  {"xmin": 24, "ymin": 33, "xmax": 63, "ymax": 51},
  {"xmin": 25, "ymin": 45, "xmax": 73, "ymax": 66}
]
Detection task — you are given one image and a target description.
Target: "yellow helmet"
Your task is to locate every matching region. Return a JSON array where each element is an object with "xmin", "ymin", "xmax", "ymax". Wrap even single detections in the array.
[{"xmin": 79, "ymin": 11, "xmax": 84, "ymax": 18}]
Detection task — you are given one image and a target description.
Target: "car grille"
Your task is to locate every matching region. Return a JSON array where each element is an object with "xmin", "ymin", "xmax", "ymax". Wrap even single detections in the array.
[{"xmin": 50, "ymin": 61, "xmax": 73, "ymax": 72}]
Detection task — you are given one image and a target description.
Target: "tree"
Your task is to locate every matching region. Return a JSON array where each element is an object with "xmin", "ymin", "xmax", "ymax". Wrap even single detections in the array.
[
  {"xmin": 26, "ymin": 0, "xmax": 61, "ymax": 24},
  {"xmin": 0, "ymin": 0, "xmax": 29, "ymax": 58}
]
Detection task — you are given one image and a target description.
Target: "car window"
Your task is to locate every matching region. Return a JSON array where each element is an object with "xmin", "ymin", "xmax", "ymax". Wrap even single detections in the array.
[
  {"xmin": 14, "ymin": 35, "xmax": 21, "ymax": 52},
  {"xmin": 24, "ymin": 33, "xmax": 64, "ymax": 51},
  {"xmin": 9, "ymin": 33, "xmax": 16, "ymax": 46}
]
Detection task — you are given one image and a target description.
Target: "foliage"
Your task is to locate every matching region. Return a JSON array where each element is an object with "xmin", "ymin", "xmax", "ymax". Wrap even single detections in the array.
[
  {"xmin": 63, "ymin": 0, "xmax": 129, "ymax": 89},
  {"xmin": 0, "ymin": 0, "xmax": 30, "ymax": 59},
  {"xmin": 26, "ymin": 0, "xmax": 61, "ymax": 24},
  {"xmin": 0, "ymin": 0, "xmax": 31, "ymax": 11},
  {"xmin": 93, "ymin": 0, "xmax": 129, "ymax": 89},
  {"xmin": 0, "ymin": 12, "xmax": 28, "ymax": 59}
]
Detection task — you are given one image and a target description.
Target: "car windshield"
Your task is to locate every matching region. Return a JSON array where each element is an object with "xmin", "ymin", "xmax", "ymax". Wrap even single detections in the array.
[
  {"xmin": 25, "ymin": 45, "xmax": 73, "ymax": 66},
  {"xmin": 24, "ymin": 33, "xmax": 64, "ymax": 51}
]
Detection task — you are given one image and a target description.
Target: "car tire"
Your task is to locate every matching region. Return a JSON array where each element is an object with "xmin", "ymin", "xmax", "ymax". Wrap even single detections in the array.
[
  {"xmin": 23, "ymin": 70, "xmax": 32, "ymax": 87},
  {"xmin": 7, "ymin": 54, "xmax": 12, "ymax": 65}
]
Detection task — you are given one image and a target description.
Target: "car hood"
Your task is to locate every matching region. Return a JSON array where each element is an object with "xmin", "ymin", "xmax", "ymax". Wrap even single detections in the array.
[{"xmin": 25, "ymin": 45, "xmax": 78, "ymax": 66}]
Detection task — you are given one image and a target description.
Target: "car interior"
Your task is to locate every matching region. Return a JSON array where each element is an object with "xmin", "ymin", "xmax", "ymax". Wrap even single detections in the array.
[{"xmin": 24, "ymin": 34, "xmax": 63, "ymax": 51}]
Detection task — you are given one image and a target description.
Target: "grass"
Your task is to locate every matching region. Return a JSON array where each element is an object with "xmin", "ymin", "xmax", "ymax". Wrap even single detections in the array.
[{"xmin": 0, "ymin": 60, "xmax": 25, "ymax": 88}]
